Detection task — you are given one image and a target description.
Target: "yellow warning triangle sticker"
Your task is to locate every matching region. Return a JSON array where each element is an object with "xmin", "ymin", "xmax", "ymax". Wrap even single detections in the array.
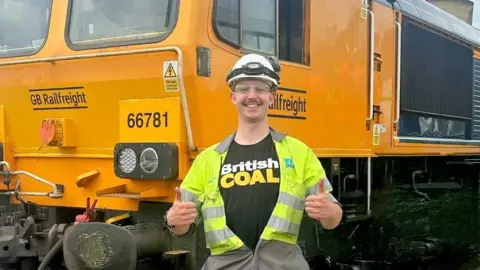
[{"xmin": 164, "ymin": 63, "xmax": 177, "ymax": 78}]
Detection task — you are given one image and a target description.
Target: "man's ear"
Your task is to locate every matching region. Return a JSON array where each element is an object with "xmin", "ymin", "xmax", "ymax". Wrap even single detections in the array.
[
  {"xmin": 231, "ymin": 92, "xmax": 236, "ymax": 104},
  {"xmin": 269, "ymin": 88, "xmax": 277, "ymax": 104}
]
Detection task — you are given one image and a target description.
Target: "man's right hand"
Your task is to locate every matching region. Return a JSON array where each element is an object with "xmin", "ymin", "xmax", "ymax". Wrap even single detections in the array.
[{"xmin": 166, "ymin": 187, "xmax": 197, "ymax": 233}]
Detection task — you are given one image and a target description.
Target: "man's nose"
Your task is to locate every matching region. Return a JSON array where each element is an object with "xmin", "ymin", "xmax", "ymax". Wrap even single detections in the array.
[{"xmin": 246, "ymin": 88, "xmax": 258, "ymax": 97}]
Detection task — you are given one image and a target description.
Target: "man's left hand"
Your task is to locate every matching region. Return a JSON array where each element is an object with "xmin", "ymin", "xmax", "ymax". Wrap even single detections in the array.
[{"xmin": 305, "ymin": 179, "xmax": 340, "ymax": 222}]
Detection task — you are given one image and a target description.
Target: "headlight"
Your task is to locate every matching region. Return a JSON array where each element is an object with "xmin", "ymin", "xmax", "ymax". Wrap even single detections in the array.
[
  {"xmin": 244, "ymin": 62, "xmax": 263, "ymax": 74},
  {"xmin": 118, "ymin": 148, "xmax": 136, "ymax": 173},
  {"xmin": 139, "ymin": 148, "xmax": 158, "ymax": 174},
  {"xmin": 113, "ymin": 143, "xmax": 178, "ymax": 180}
]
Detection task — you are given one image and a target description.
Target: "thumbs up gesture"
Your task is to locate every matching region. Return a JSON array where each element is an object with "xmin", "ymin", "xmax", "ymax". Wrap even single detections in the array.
[
  {"xmin": 166, "ymin": 187, "xmax": 198, "ymax": 228},
  {"xmin": 305, "ymin": 179, "xmax": 335, "ymax": 221}
]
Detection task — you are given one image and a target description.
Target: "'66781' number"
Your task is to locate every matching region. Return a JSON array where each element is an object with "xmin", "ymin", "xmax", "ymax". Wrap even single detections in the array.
[{"xmin": 127, "ymin": 112, "xmax": 168, "ymax": 128}]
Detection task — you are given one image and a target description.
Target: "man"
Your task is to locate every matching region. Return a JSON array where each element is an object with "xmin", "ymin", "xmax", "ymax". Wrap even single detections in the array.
[{"xmin": 165, "ymin": 53, "xmax": 343, "ymax": 270}]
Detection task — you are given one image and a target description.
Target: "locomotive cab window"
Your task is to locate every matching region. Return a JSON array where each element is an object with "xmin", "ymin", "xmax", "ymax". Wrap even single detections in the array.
[
  {"xmin": 66, "ymin": 0, "xmax": 179, "ymax": 50},
  {"xmin": 0, "ymin": 0, "xmax": 52, "ymax": 58},
  {"xmin": 214, "ymin": 0, "xmax": 308, "ymax": 65}
]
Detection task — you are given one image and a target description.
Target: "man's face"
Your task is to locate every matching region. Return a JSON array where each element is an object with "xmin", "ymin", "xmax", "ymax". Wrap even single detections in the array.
[{"xmin": 230, "ymin": 79, "xmax": 275, "ymax": 123}]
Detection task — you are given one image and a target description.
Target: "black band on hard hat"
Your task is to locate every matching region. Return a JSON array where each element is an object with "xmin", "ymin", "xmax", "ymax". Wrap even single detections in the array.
[{"xmin": 226, "ymin": 61, "xmax": 280, "ymax": 84}]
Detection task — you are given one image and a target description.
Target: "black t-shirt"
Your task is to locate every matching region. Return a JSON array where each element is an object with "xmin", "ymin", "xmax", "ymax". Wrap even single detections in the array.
[{"xmin": 218, "ymin": 134, "xmax": 281, "ymax": 250}]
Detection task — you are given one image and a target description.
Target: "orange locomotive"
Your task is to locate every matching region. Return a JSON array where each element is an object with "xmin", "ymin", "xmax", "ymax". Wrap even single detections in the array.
[{"xmin": 0, "ymin": 0, "xmax": 478, "ymax": 269}]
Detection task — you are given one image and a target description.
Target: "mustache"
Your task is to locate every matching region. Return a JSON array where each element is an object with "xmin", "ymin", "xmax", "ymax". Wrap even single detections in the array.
[{"xmin": 242, "ymin": 98, "xmax": 262, "ymax": 106}]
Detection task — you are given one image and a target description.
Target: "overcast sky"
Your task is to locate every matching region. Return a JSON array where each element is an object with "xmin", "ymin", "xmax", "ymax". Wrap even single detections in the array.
[{"xmin": 474, "ymin": 0, "xmax": 480, "ymax": 28}]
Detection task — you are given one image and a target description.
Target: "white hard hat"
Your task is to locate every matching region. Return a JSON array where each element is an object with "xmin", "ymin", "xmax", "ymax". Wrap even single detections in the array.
[{"xmin": 226, "ymin": 54, "xmax": 280, "ymax": 88}]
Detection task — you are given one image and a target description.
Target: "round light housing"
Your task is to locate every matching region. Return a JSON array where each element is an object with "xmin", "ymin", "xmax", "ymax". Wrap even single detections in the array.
[
  {"xmin": 139, "ymin": 147, "xmax": 159, "ymax": 174},
  {"xmin": 118, "ymin": 148, "xmax": 136, "ymax": 173},
  {"xmin": 246, "ymin": 62, "xmax": 261, "ymax": 69},
  {"xmin": 245, "ymin": 62, "xmax": 262, "ymax": 74}
]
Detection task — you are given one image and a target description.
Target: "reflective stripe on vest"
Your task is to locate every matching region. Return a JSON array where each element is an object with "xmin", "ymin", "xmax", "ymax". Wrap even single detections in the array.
[
  {"xmin": 181, "ymin": 188, "xmax": 200, "ymax": 206},
  {"xmin": 201, "ymin": 200, "xmax": 244, "ymax": 253},
  {"xmin": 265, "ymin": 191, "xmax": 304, "ymax": 234},
  {"xmin": 205, "ymin": 227, "xmax": 237, "ymax": 245},
  {"xmin": 180, "ymin": 188, "xmax": 242, "ymax": 253}
]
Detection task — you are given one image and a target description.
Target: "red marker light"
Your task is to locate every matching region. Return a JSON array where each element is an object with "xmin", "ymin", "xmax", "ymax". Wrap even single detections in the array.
[{"xmin": 39, "ymin": 119, "xmax": 56, "ymax": 145}]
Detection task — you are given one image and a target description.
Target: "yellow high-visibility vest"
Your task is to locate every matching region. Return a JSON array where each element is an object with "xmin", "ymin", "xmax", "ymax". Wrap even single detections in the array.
[{"xmin": 180, "ymin": 128, "xmax": 332, "ymax": 255}]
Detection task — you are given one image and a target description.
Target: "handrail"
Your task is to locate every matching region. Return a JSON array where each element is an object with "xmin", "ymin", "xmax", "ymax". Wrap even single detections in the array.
[
  {"xmin": 0, "ymin": 161, "xmax": 63, "ymax": 198},
  {"xmin": 0, "ymin": 46, "xmax": 196, "ymax": 151},
  {"xmin": 366, "ymin": 10, "xmax": 375, "ymax": 122},
  {"xmin": 394, "ymin": 21, "xmax": 402, "ymax": 125}
]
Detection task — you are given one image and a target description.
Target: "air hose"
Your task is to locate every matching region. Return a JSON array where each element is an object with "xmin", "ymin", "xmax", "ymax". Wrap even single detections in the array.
[{"xmin": 37, "ymin": 236, "xmax": 64, "ymax": 270}]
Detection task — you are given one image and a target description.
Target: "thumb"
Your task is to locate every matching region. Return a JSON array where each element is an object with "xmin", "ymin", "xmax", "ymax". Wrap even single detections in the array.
[
  {"xmin": 174, "ymin": 187, "xmax": 182, "ymax": 202},
  {"xmin": 318, "ymin": 179, "xmax": 325, "ymax": 194}
]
